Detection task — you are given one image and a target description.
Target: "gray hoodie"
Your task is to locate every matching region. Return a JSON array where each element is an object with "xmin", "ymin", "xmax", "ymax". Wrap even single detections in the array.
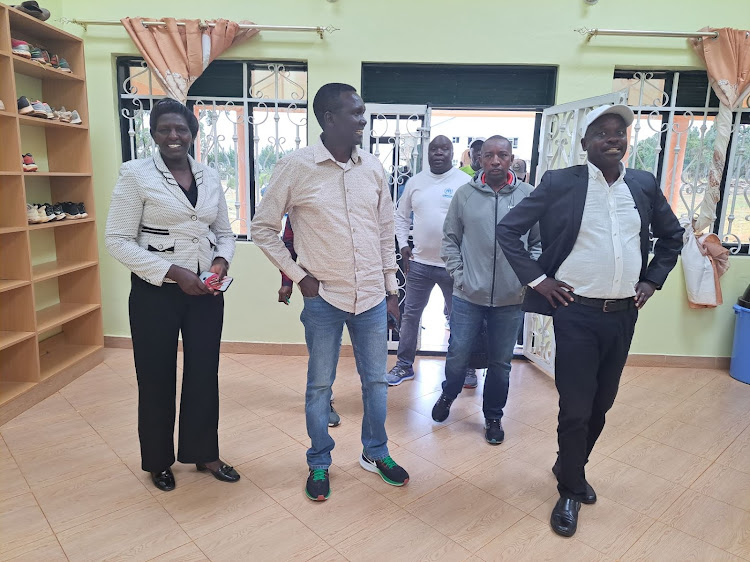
[{"xmin": 441, "ymin": 171, "xmax": 541, "ymax": 307}]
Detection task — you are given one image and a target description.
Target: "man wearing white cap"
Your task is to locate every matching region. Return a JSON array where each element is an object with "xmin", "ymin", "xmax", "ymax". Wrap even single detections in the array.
[{"xmin": 497, "ymin": 105, "xmax": 683, "ymax": 537}]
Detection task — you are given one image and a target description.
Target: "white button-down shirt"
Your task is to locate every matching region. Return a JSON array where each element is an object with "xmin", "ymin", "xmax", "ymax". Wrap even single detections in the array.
[
  {"xmin": 553, "ymin": 162, "xmax": 642, "ymax": 299},
  {"xmin": 251, "ymin": 139, "xmax": 398, "ymax": 315}
]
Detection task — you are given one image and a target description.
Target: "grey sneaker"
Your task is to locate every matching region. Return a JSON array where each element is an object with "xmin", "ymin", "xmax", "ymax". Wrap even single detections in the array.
[
  {"xmin": 386, "ymin": 365, "xmax": 414, "ymax": 386},
  {"xmin": 328, "ymin": 401, "xmax": 340, "ymax": 427},
  {"xmin": 463, "ymin": 368, "xmax": 478, "ymax": 388}
]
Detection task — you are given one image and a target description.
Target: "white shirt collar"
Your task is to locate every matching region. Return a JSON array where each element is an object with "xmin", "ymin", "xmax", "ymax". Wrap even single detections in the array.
[{"xmin": 587, "ymin": 160, "xmax": 626, "ymax": 183}]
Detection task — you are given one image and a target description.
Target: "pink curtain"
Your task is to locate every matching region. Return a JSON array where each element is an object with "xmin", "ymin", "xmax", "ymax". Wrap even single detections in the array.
[
  {"xmin": 690, "ymin": 28, "xmax": 750, "ymax": 233},
  {"xmin": 121, "ymin": 17, "xmax": 258, "ymax": 103}
]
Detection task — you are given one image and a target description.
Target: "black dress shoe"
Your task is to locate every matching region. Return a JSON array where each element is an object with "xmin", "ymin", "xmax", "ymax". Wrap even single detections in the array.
[
  {"xmin": 197, "ymin": 462, "xmax": 240, "ymax": 482},
  {"xmin": 551, "ymin": 460, "xmax": 596, "ymax": 504},
  {"xmin": 151, "ymin": 468, "xmax": 176, "ymax": 491},
  {"xmin": 550, "ymin": 496, "xmax": 581, "ymax": 537}
]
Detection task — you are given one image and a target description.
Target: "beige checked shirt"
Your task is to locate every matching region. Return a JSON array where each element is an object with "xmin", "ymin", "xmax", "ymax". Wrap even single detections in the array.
[{"xmin": 250, "ymin": 139, "xmax": 398, "ymax": 315}]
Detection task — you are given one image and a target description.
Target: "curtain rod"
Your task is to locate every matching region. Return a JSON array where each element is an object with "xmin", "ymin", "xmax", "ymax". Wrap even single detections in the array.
[
  {"xmin": 576, "ymin": 27, "xmax": 719, "ymax": 42},
  {"xmin": 61, "ymin": 19, "xmax": 338, "ymax": 39}
]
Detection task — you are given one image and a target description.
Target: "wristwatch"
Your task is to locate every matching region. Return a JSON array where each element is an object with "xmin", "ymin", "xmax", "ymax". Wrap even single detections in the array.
[{"xmin": 386, "ymin": 290, "xmax": 399, "ymax": 298}]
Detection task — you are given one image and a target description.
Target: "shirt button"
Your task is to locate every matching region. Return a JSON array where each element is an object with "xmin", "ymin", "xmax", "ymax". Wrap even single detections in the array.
[
  {"xmin": 158, "ymin": 244, "xmax": 163, "ymax": 250},
  {"xmin": 192, "ymin": 238, "xmax": 198, "ymax": 243},
  {"xmin": 191, "ymin": 215, "xmax": 197, "ymax": 221}
]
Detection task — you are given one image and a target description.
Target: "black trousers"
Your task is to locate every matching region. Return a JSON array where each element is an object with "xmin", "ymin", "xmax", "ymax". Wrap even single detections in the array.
[
  {"xmin": 129, "ymin": 274, "xmax": 224, "ymax": 472},
  {"xmin": 552, "ymin": 301, "xmax": 637, "ymax": 500}
]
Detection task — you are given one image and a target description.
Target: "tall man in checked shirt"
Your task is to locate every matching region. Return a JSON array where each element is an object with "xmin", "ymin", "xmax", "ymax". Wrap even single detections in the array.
[{"xmin": 251, "ymin": 83, "xmax": 409, "ymax": 502}]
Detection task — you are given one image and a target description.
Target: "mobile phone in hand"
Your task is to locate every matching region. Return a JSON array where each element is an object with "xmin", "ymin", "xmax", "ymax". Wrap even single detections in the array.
[
  {"xmin": 200, "ymin": 272, "xmax": 233, "ymax": 292},
  {"xmin": 387, "ymin": 312, "xmax": 401, "ymax": 331}
]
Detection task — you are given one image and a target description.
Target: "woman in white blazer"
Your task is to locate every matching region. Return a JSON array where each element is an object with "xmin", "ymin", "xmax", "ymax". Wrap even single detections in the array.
[{"xmin": 105, "ymin": 98, "xmax": 238, "ymax": 492}]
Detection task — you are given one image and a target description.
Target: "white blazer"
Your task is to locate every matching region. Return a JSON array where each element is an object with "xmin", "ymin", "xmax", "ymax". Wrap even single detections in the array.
[{"xmin": 105, "ymin": 149, "xmax": 236, "ymax": 286}]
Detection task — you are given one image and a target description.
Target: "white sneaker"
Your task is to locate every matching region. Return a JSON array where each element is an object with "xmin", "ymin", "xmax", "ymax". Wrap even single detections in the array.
[
  {"xmin": 26, "ymin": 203, "xmax": 42, "ymax": 223},
  {"xmin": 0, "ymin": 100, "xmax": 5, "ymax": 111},
  {"xmin": 69, "ymin": 110, "xmax": 82, "ymax": 125}
]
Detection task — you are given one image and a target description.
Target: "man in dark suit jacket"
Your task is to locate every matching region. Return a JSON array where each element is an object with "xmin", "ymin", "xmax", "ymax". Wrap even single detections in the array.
[{"xmin": 496, "ymin": 104, "xmax": 684, "ymax": 537}]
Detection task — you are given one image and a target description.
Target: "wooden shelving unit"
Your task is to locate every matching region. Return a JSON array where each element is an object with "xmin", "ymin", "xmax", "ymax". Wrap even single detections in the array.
[{"xmin": 0, "ymin": 3, "xmax": 103, "ymax": 425}]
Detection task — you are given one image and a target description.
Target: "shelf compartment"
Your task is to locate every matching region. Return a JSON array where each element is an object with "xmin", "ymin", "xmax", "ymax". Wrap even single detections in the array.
[
  {"xmin": 36, "ymin": 302, "xmax": 99, "ymax": 333},
  {"xmin": 38, "ymin": 310, "xmax": 103, "ymax": 380},
  {"xmin": 18, "ymin": 114, "xmax": 87, "ymax": 130},
  {"xmin": 0, "ymin": 336, "xmax": 39, "ymax": 386},
  {"xmin": 12, "ymin": 54, "xmax": 83, "ymax": 82},
  {"xmin": 32, "ymin": 259, "xmax": 96, "ymax": 282},
  {"xmin": 0, "ymin": 381, "xmax": 36, "ymax": 406},
  {"xmin": 0, "ymin": 330, "xmax": 35, "ymax": 351},
  {"xmin": 0, "ymin": 284, "xmax": 35, "ymax": 332},
  {"xmin": 0, "ymin": 279, "xmax": 29, "ymax": 293},
  {"xmin": 39, "ymin": 341, "xmax": 101, "ymax": 381},
  {"xmin": 0, "ymin": 111, "xmax": 21, "ymax": 172}
]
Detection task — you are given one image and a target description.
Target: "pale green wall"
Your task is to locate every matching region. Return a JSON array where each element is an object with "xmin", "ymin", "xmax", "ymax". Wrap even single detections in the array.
[{"xmin": 54, "ymin": 0, "xmax": 749, "ymax": 356}]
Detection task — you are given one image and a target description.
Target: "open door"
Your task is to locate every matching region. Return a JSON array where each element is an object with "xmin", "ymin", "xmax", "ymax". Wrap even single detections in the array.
[
  {"xmin": 362, "ymin": 104, "xmax": 431, "ymax": 349},
  {"xmin": 523, "ymin": 91, "xmax": 628, "ymax": 376}
]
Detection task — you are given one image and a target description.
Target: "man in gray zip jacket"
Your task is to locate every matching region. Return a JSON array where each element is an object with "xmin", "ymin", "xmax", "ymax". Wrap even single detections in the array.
[{"xmin": 432, "ymin": 136, "xmax": 541, "ymax": 445}]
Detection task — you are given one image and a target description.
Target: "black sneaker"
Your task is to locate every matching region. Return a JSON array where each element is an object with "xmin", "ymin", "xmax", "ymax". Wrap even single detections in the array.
[
  {"xmin": 359, "ymin": 451, "xmax": 409, "ymax": 486},
  {"xmin": 305, "ymin": 468, "xmax": 330, "ymax": 501},
  {"xmin": 77, "ymin": 202, "xmax": 88, "ymax": 218},
  {"xmin": 62, "ymin": 201, "xmax": 81, "ymax": 219},
  {"xmin": 52, "ymin": 202, "xmax": 65, "ymax": 220},
  {"xmin": 485, "ymin": 418, "xmax": 504, "ymax": 445},
  {"xmin": 431, "ymin": 392, "xmax": 454, "ymax": 422}
]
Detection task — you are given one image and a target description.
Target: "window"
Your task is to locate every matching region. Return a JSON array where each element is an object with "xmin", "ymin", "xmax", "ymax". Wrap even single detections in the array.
[
  {"xmin": 116, "ymin": 58, "xmax": 308, "ymax": 237},
  {"xmin": 613, "ymin": 70, "xmax": 750, "ymax": 253},
  {"xmin": 452, "ymin": 136, "xmax": 460, "ymax": 144},
  {"xmin": 509, "ymin": 137, "xmax": 519, "ymax": 149}
]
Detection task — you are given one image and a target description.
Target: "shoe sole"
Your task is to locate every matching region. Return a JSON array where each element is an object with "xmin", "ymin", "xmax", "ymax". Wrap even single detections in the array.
[
  {"xmin": 305, "ymin": 488, "xmax": 330, "ymax": 501},
  {"xmin": 485, "ymin": 437, "xmax": 504, "ymax": 445},
  {"xmin": 359, "ymin": 455, "xmax": 408, "ymax": 487},
  {"xmin": 463, "ymin": 383, "xmax": 478, "ymax": 389},
  {"xmin": 387, "ymin": 373, "xmax": 414, "ymax": 386},
  {"xmin": 23, "ymin": 166, "xmax": 38, "ymax": 172},
  {"xmin": 18, "ymin": 106, "xmax": 34, "ymax": 115},
  {"xmin": 12, "ymin": 50, "xmax": 32, "ymax": 59},
  {"xmin": 328, "ymin": 420, "xmax": 340, "ymax": 427}
]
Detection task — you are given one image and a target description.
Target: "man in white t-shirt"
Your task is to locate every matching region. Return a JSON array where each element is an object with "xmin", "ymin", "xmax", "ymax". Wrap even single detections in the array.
[{"xmin": 386, "ymin": 135, "xmax": 469, "ymax": 386}]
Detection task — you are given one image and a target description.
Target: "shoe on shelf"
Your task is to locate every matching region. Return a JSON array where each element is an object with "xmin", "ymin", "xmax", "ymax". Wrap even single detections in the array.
[
  {"xmin": 57, "ymin": 57, "xmax": 72, "ymax": 73},
  {"xmin": 150, "ymin": 468, "xmax": 175, "ymax": 491},
  {"xmin": 0, "ymin": 100, "xmax": 5, "ymax": 111},
  {"xmin": 196, "ymin": 461, "xmax": 240, "ymax": 483},
  {"xmin": 52, "ymin": 202, "xmax": 66, "ymax": 220},
  {"xmin": 484, "ymin": 418, "xmax": 505, "ymax": 445},
  {"xmin": 11, "ymin": 38, "xmax": 32, "ymax": 58},
  {"xmin": 76, "ymin": 202, "xmax": 88, "ymax": 218},
  {"xmin": 305, "ymin": 468, "xmax": 330, "ymax": 501},
  {"xmin": 26, "ymin": 203, "xmax": 42, "ymax": 223},
  {"xmin": 62, "ymin": 201, "xmax": 81, "ymax": 219},
  {"xmin": 11, "ymin": 1, "xmax": 51, "ymax": 21},
  {"xmin": 55, "ymin": 106, "xmax": 71, "ymax": 122},
  {"xmin": 431, "ymin": 391, "xmax": 454, "ymax": 422},
  {"xmin": 359, "ymin": 451, "xmax": 409, "ymax": 486},
  {"xmin": 42, "ymin": 102, "xmax": 54, "ymax": 119},
  {"xmin": 29, "ymin": 100, "xmax": 47, "ymax": 118},
  {"xmin": 17, "ymin": 96, "xmax": 34, "ymax": 115},
  {"xmin": 29, "ymin": 46, "xmax": 46, "ymax": 64},
  {"xmin": 386, "ymin": 365, "xmax": 415, "ymax": 386},
  {"xmin": 328, "ymin": 401, "xmax": 341, "ymax": 427},
  {"xmin": 463, "ymin": 368, "xmax": 478, "ymax": 389},
  {"xmin": 69, "ymin": 109, "xmax": 82, "ymax": 125},
  {"xmin": 22, "ymin": 153, "xmax": 38, "ymax": 172},
  {"xmin": 39, "ymin": 203, "xmax": 55, "ymax": 222}
]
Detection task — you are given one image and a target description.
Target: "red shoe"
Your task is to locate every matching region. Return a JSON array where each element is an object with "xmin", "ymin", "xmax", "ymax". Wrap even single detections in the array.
[{"xmin": 22, "ymin": 153, "xmax": 38, "ymax": 172}]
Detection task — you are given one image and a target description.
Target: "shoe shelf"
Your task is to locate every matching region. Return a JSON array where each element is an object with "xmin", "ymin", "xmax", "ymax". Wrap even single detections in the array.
[
  {"xmin": 18, "ymin": 114, "xmax": 87, "ymax": 129},
  {"xmin": 32, "ymin": 258, "xmax": 97, "ymax": 282},
  {"xmin": 0, "ymin": 2, "xmax": 102, "ymax": 425},
  {"xmin": 28, "ymin": 216, "xmax": 95, "ymax": 230},
  {"xmin": 0, "ymin": 330, "xmax": 35, "ymax": 351}
]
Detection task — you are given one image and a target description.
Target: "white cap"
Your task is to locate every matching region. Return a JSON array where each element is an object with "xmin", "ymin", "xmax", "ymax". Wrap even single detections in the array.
[
  {"xmin": 469, "ymin": 137, "xmax": 486, "ymax": 147},
  {"xmin": 584, "ymin": 104, "xmax": 634, "ymax": 136}
]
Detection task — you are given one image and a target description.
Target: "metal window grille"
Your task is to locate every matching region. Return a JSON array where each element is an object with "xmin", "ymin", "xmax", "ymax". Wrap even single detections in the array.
[
  {"xmin": 116, "ymin": 57, "xmax": 308, "ymax": 238},
  {"xmin": 614, "ymin": 70, "xmax": 750, "ymax": 254}
]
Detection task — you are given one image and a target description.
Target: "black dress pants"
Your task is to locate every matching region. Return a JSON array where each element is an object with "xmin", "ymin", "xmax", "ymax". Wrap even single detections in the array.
[
  {"xmin": 129, "ymin": 274, "xmax": 224, "ymax": 472},
  {"xmin": 552, "ymin": 301, "xmax": 637, "ymax": 500}
]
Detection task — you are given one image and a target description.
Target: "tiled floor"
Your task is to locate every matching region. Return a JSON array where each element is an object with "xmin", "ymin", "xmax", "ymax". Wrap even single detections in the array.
[{"xmin": 1, "ymin": 348, "xmax": 749, "ymax": 561}]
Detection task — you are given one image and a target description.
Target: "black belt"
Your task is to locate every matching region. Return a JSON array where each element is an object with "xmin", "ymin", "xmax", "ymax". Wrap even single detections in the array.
[{"xmin": 570, "ymin": 293, "xmax": 635, "ymax": 313}]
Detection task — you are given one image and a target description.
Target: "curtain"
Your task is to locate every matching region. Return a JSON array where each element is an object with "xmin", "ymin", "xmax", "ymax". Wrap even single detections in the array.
[
  {"xmin": 690, "ymin": 28, "xmax": 750, "ymax": 233},
  {"xmin": 121, "ymin": 17, "xmax": 258, "ymax": 103}
]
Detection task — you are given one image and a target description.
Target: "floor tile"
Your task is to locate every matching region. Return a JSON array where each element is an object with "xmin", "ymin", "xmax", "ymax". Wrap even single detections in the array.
[
  {"xmin": 603, "ymin": 402, "xmax": 664, "ymax": 434},
  {"xmin": 194, "ymin": 503, "xmax": 329, "ymax": 561},
  {"xmin": 336, "ymin": 509, "xmax": 470, "ymax": 561},
  {"xmin": 147, "ymin": 542, "xmax": 209, "ymax": 561},
  {"xmin": 157, "ymin": 470, "xmax": 276, "ymax": 539},
  {"xmin": 715, "ymin": 429, "xmax": 750, "ymax": 475},
  {"xmin": 236, "ymin": 443, "xmax": 313, "ymax": 502},
  {"xmin": 217, "ymin": 418, "xmax": 298, "ymax": 466},
  {"xmin": 627, "ymin": 367, "xmax": 718, "ymax": 399},
  {"xmin": 56, "ymin": 499, "xmax": 190, "ymax": 562},
  {"xmin": 461, "ymin": 454, "xmax": 556, "ymax": 514},
  {"xmin": 356, "ymin": 447, "xmax": 457, "ymax": 508},
  {"xmin": 665, "ymin": 400, "xmax": 750, "ymax": 435},
  {"xmin": 660, "ymin": 489, "xmax": 750, "ymax": 558},
  {"xmin": 0, "ymin": 393, "xmax": 78, "ymax": 429},
  {"xmin": 0, "ymin": 535, "xmax": 68, "ymax": 561},
  {"xmin": 306, "ymin": 548, "xmax": 349, "ymax": 562},
  {"xmin": 278, "ymin": 470, "xmax": 401, "ymax": 546},
  {"xmin": 590, "ymin": 422, "xmax": 638, "ymax": 456},
  {"xmin": 59, "ymin": 368, "xmax": 137, "ymax": 411},
  {"xmin": 0, "ymin": 449, "xmax": 30, "ymax": 502},
  {"xmin": 13, "ymin": 435, "xmax": 121, "ymax": 488},
  {"xmin": 622, "ymin": 520, "xmax": 742, "ymax": 561},
  {"xmin": 690, "ymin": 463, "xmax": 750, "ymax": 512},
  {"xmin": 610, "ymin": 435, "xmax": 713, "ymax": 487},
  {"xmin": 587, "ymin": 457, "xmax": 686, "ymax": 518},
  {"xmin": 0, "ymin": 492, "xmax": 54, "ymax": 557},
  {"xmin": 475, "ymin": 515, "xmax": 606, "ymax": 562},
  {"xmin": 384, "ymin": 405, "xmax": 441, "ymax": 446},
  {"xmin": 405, "ymin": 479, "xmax": 525, "ymax": 553},
  {"xmin": 641, "ymin": 416, "xmax": 742, "ymax": 461},
  {"xmin": 78, "ymin": 396, "xmax": 138, "ymax": 431},
  {"xmin": 531, "ymin": 495, "xmax": 654, "ymax": 559},
  {"xmin": 614, "ymin": 383, "xmax": 684, "ymax": 416},
  {"xmin": 33, "ymin": 461, "xmax": 151, "ymax": 533},
  {"xmin": 1, "ymin": 413, "xmax": 98, "ymax": 455}
]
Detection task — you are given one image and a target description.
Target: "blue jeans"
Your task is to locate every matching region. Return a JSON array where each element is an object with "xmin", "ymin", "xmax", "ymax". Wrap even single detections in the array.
[
  {"xmin": 396, "ymin": 261, "xmax": 454, "ymax": 369},
  {"xmin": 443, "ymin": 296, "xmax": 522, "ymax": 419},
  {"xmin": 300, "ymin": 296, "xmax": 389, "ymax": 469}
]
